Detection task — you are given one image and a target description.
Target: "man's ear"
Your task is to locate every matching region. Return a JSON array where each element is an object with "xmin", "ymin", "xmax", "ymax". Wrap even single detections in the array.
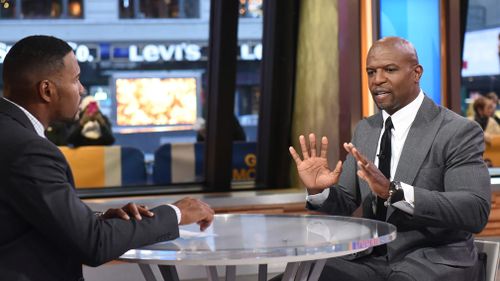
[
  {"xmin": 38, "ymin": 80, "xmax": 56, "ymax": 103},
  {"xmin": 414, "ymin": 65, "xmax": 423, "ymax": 82}
]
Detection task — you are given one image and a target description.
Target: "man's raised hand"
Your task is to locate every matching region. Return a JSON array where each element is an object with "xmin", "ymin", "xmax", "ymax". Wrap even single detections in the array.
[{"xmin": 289, "ymin": 133, "xmax": 342, "ymax": 194}]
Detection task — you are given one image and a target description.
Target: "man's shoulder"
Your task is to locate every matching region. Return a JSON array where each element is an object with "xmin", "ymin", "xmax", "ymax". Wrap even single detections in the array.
[
  {"xmin": 0, "ymin": 114, "xmax": 60, "ymax": 160},
  {"xmin": 0, "ymin": 112, "xmax": 39, "ymax": 143},
  {"xmin": 438, "ymin": 105, "xmax": 478, "ymax": 130}
]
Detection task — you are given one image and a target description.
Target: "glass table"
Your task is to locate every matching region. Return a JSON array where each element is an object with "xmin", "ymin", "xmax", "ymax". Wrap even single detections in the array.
[{"xmin": 119, "ymin": 214, "xmax": 396, "ymax": 281}]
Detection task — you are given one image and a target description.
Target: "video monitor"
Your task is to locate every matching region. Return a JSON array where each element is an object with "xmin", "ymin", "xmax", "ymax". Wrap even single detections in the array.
[
  {"xmin": 111, "ymin": 71, "xmax": 201, "ymax": 132},
  {"xmin": 462, "ymin": 26, "xmax": 500, "ymax": 77}
]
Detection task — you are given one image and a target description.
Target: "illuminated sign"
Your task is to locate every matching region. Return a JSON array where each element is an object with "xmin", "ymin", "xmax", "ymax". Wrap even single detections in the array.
[
  {"xmin": 129, "ymin": 43, "xmax": 201, "ymax": 62},
  {"xmin": 0, "ymin": 42, "xmax": 262, "ymax": 64},
  {"xmin": 0, "ymin": 42, "xmax": 97, "ymax": 63}
]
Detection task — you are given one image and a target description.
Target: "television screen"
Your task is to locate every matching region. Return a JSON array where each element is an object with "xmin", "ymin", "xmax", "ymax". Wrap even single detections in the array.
[
  {"xmin": 114, "ymin": 76, "xmax": 198, "ymax": 127},
  {"xmin": 462, "ymin": 27, "xmax": 500, "ymax": 77}
]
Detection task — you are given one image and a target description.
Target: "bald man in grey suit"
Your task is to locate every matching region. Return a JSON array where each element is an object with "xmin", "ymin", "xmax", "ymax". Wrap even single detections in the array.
[{"xmin": 289, "ymin": 37, "xmax": 491, "ymax": 281}]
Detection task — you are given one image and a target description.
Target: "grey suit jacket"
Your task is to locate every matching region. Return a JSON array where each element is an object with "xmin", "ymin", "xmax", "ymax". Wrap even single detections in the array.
[
  {"xmin": 310, "ymin": 96, "xmax": 491, "ymax": 268},
  {"xmin": 0, "ymin": 98, "xmax": 180, "ymax": 281}
]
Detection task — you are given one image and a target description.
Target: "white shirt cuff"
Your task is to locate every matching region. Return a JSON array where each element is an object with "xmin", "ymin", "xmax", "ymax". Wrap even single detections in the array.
[
  {"xmin": 306, "ymin": 188, "xmax": 330, "ymax": 207},
  {"xmin": 391, "ymin": 182, "xmax": 415, "ymax": 215},
  {"xmin": 167, "ymin": 204, "xmax": 181, "ymax": 224}
]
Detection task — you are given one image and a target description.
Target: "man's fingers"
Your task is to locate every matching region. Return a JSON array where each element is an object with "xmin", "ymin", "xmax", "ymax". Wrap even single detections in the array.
[
  {"xmin": 351, "ymin": 146, "xmax": 369, "ymax": 165},
  {"xmin": 309, "ymin": 133, "xmax": 317, "ymax": 157},
  {"xmin": 299, "ymin": 135, "xmax": 310, "ymax": 160},
  {"xmin": 343, "ymin": 142, "xmax": 353, "ymax": 154},
  {"xmin": 289, "ymin": 146, "xmax": 302, "ymax": 165},
  {"xmin": 114, "ymin": 209, "xmax": 130, "ymax": 220},
  {"xmin": 176, "ymin": 198, "xmax": 215, "ymax": 227},
  {"xmin": 320, "ymin": 136, "xmax": 328, "ymax": 158},
  {"xmin": 333, "ymin": 160, "xmax": 342, "ymax": 175},
  {"xmin": 198, "ymin": 219, "xmax": 212, "ymax": 231},
  {"xmin": 126, "ymin": 203, "xmax": 142, "ymax": 220},
  {"xmin": 138, "ymin": 205, "xmax": 154, "ymax": 217},
  {"xmin": 197, "ymin": 205, "xmax": 214, "ymax": 231},
  {"xmin": 357, "ymin": 170, "xmax": 367, "ymax": 181}
]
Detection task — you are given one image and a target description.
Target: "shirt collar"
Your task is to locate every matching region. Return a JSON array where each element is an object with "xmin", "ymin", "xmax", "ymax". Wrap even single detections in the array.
[
  {"xmin": 382, "ymin": 90, "xmax": 425, "ymax": 135},
  {"xmin": 3, "ymin": 97, "xmax": 46, "ymax": 138}
]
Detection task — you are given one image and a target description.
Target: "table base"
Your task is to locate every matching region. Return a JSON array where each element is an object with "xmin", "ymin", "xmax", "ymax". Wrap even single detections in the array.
[{"xmin": 138, "ymin": 260, "xmax": 327, "ymax": 281}]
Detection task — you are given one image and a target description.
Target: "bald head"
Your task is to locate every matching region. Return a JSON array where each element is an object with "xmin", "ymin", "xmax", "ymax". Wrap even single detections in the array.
[
  {"xmin": 368, "ymin": 36, "xmax": 419, "ymax": 66},
  {"xmin": 365, "ymin": 36, "xmax": 423, "ymax": 115}
]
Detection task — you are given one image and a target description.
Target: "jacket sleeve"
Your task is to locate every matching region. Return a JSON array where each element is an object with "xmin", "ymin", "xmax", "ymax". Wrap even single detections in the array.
[
  {"xmin": 410, "ymin": 120, "xmax": 491, "ymax": 233},
  {"xmin": 7, "ymin": 139, "xmax": 179, "ymax": 266}
]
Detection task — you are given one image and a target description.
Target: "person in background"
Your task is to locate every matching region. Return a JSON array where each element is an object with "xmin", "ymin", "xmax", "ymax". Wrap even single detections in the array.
[
  {"xmin": 0, "ymin": 35, "xmax": 214, "ymax": 281},
  {"xmin": 45, "ymin": 120, "xmax": 72, "ymax": 145},
  {"xmin": 287, "ymin": 37, "xmax": 490, "ymax": 281},
  {"xmin": 486, "ymin": 91, "xmax": 500, "ymax": 124},
  {"xmin": 66, "ymin": 95, "xmax": 115, "ymax": 146},
  {"xmin": 470, "ymin": 96, "xmax": 500, "ymax": 144}
]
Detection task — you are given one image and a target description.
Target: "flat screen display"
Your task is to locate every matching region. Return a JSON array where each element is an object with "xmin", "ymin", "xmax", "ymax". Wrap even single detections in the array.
[
  {"xmin": 462, "ymin": 27, "xmax": 500, "ymax": 77},
  {"xmin": 115, "ymin": 77, "xmax": 197, "ymax": 126}
]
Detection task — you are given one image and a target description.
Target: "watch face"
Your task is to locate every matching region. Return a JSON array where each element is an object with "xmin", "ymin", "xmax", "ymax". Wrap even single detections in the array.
[{"xmin": 392, "ymin": 188, "xmax": 405, "ymax": 203}]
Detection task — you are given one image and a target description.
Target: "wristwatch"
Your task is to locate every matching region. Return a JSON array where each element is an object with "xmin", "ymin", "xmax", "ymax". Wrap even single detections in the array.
[{"xmin": 384, "ymin": 181, "xmax": 405, "ymax": 207}]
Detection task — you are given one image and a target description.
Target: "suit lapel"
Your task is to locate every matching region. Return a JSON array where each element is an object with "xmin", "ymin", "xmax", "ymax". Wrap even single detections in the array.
[{"xmin": 387, "ymin": 96, "xmax": 443, "ymax": 218}]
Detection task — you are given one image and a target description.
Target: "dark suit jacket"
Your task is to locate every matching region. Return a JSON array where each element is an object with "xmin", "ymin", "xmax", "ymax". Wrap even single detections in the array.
[
  {"xmin": 309, "ymin": 96, "xmax": 491, "ymax": 277},
  {"xmin": 0, "ymin": 98, "xmax": 179, "ymax": 281}
]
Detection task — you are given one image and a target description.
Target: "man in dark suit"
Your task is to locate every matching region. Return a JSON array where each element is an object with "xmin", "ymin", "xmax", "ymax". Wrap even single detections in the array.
[
  {"xmin": 289, "ymin": 37, "xmax": 491, "ymax": 280},
  {"xmin": 0, "ymin": 35, "xmax": 214, "ymax": 281}
]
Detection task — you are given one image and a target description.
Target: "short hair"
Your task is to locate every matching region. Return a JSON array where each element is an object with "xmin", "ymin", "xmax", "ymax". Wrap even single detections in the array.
[
  {"xmin": 3, "ymin": 35, "xmax": 73, "ymax": 88},
  {"xmin": 486, "ymin": 92, "xmax": 498, "ymax": 101},
  {"xmin": 473, "ymin": 96, "xmax": 488, "ymax": 115}
]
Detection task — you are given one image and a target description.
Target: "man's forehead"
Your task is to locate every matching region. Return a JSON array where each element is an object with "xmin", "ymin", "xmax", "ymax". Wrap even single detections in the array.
[{"xmin": 366, "ymin": 45, "xmax": 415, "ymax": 65}]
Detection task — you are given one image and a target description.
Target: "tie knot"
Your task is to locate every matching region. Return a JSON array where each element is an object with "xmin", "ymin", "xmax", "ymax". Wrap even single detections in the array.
[{"xmin": 385, "ymin": 117, "xmax": 393, "ymax": 130}]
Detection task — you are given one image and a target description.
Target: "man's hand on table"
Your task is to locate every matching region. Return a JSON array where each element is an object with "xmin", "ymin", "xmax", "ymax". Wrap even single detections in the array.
[
  {"xmin": 174, "ymin": 197, "xmax": 215, "ymax": 231},
  {"xmin": 101, "ymin": 202, "xmax": 154, "ymax": 220}
]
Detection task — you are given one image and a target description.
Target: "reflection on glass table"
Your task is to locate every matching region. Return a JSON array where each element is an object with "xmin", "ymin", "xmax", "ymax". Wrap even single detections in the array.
[{"xmin": 119, "ymin": 214, "xmax": 397, "ymax": 281}]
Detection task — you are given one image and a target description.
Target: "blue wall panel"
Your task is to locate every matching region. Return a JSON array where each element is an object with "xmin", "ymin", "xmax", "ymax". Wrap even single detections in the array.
[{"xmin": 380, "ymin": 0, "xmax": 441, "ymax": 105}]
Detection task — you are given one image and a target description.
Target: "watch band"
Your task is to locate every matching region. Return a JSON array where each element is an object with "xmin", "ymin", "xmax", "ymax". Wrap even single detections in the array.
[{"xmin": 384, "ymin": 181, "xmax": 405, "ymax": 207}]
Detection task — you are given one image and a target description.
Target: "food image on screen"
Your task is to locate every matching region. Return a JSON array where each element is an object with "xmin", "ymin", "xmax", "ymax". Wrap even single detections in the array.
[{"xmin": 116, "ymin": 77, "xmax": 197, "ymax": 126}]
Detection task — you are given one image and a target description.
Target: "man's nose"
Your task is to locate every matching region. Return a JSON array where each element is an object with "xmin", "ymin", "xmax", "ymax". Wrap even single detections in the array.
[
  {"xmin": 373, "ymin": 70, "xmax": 386, "ymax": 85},
  {"xmin": 79, "ymin": 84, "xmax": 86, "ymax": 95}
]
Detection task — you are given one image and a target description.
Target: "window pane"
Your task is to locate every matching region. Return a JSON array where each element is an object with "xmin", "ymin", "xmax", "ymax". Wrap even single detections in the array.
[
  {"xmin": 232, "ymin": 0, "xmax": 263, "ymax": 186},
  {"xmin": 239, "ymin": 0, "xmax": 262, "ymax": 18},
  {"xmin": 19, "ymin": 0, "xmax": 83, "ymax": 19},
  {"xmin": 0, "ymin": 0, "xmax": 16, "ymax": 19},
  {"xmin": 461, "ymin": 0, "xmax": 500, "ymax": 168},
  {"xmin": 68, "ymin": 0, "xmax": 83, "ymax": 18},
  {"xmin": 22, "ymin": 0, "xmax": 61, "ymax": 18},
  {"xmin": 120, "ymin": 0, "xmax": 200, "ymax": 19},
  {"xmin": 0, "ymin": 0, "xmax": 210, "ymax": 195}
]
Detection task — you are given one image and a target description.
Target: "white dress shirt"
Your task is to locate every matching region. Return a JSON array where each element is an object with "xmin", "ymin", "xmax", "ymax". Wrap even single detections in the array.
[
  {"xmin": 4, "ymin": 97, "xmax": 46, "ymax": 138},
  {"xmin": 3, "ymin": 97, "xmax": 182, "ymax": 223},
  {"xmin": 307, "ymin": 90, "xmax": 426, "ymax": 215}
]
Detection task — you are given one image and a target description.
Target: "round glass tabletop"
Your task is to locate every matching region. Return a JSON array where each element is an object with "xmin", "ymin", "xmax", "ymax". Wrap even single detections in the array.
[{"xmin": 120, "ymin": 214, "xmax": 397, "ymax": 266}]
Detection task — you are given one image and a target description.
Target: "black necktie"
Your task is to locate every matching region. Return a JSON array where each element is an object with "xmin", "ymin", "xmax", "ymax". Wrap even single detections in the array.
[
  {"xmin": 372, "ymin": 117, "xmax": 393, "ymax": 257},
  {"xmin": 375, "ymin": 117, "xmax": 393, "ymax": 221}
]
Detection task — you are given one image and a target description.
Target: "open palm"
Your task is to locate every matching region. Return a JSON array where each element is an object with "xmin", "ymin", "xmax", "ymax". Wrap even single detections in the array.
[{"xmin": 289, "ymin": 134, "xmax": 342, "ymax": 191}]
